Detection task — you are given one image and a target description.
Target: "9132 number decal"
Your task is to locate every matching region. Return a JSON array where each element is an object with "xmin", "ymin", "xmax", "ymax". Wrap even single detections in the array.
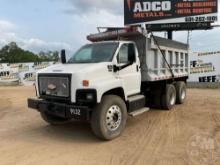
[{"xmin": 70, "ymin": 108, "xmax": 81, "ymax": 116}]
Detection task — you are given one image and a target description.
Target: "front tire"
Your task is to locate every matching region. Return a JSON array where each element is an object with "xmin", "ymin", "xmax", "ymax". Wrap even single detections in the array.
[
  {"xmin": 91, "ymin": 95, "xmax": 127, "ymax": 140},
  {"xmin": 40, "ymin": 111, "xmax": 71, "ymax": 125}
]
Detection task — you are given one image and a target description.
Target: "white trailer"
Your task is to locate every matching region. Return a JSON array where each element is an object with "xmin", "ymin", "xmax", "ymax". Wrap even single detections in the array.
[{"xmin": 28, "ymin": 26, "xmax": 189, "ymax": 140}]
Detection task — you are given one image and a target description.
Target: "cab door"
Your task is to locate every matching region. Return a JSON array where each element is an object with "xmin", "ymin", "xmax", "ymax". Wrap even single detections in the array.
[{"xmin": 116, "ymin": 43, "xmax": 141, "ymax": 96}]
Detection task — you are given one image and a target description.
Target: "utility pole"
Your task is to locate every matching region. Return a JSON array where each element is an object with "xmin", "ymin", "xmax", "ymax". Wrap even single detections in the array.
[{"xmin": 187, "ymin": 31, "xmax": 191, "ymax": 49}]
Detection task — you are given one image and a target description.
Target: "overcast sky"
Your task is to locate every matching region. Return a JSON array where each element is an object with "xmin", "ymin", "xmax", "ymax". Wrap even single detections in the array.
[{"xmin": 0, "ymin": 0, "xmax": 220, "ymax": 55}]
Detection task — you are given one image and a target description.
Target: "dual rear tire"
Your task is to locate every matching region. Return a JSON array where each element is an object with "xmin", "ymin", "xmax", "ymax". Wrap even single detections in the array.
[
  {"xmin": 161, "ymin": 81, "xmax": 186, "ymax": 110},
  {"xmin": 161, "ymin": 84, "xmax": 177, "ymax": 110},
  {"xmin": 175, "ymin": 81, "xmax": 187, "ymax": 104}
]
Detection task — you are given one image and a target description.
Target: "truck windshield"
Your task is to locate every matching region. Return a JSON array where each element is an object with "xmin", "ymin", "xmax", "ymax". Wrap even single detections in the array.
[{"xmin": 68, "ymin": 43, "xmax": 118, "ymax": 63}]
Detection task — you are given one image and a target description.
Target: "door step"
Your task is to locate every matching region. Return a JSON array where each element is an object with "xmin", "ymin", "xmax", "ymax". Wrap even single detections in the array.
[
  {"xmin": 129, "ymin": 107, "xmax": 150, "ymax": 117},
  {"xmin": 127, "ymin": 95, "xmax": 145, "ymax": 102},
  {"xmin": 127, "ymin": 95, "xmax": 146, "ymax": 112}
]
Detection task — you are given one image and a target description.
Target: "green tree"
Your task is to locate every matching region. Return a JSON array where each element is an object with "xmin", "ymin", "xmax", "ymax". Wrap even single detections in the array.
[
  {"xmin": 0, "ymin": 42, "xmax": 39, "ymax": 63},
  {"xmin": 0, "ymin": 42, "xmax": 60, "ymax": 63},
  {"xmin": 38, "ymin": 50, "xmax": 59, "ymax": 62}
]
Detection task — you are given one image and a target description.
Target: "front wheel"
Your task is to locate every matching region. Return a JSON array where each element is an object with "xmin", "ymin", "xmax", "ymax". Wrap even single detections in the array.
[{"xmin": 91, "ymin": 95, "xmax": 127, "ymax": 140}]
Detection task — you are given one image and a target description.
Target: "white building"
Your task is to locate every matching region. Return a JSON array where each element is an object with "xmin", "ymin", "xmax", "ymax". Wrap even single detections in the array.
[
  {"xmin": 189, "ymin": 51, "xmax": 220, "ymax": 82},
  {"xmin": 0, "ymin": 62, "xmax": 56, "ymax": 85}
]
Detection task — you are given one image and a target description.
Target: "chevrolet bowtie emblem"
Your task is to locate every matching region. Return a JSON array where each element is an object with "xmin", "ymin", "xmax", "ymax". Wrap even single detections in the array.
[{"xmin": 48, "ymin": 84, "xmax": 57, "ymax": 90}]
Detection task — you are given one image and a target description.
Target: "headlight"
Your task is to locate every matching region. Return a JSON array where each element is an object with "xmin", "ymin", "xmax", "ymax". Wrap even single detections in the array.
[{"xmin": 76, "ymin": 89, "xmax": 97, "ymax": 104}]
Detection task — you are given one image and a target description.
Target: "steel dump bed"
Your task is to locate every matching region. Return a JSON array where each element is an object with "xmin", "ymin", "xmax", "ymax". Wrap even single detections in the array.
[{"xmin": 87, "ymin": 27, "xmax": 189, "ymax": 82}]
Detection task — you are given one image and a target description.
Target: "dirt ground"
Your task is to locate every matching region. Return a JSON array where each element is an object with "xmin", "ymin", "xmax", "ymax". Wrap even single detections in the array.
[{"xmin": 0, "ymin": 86, "xmax": 220, "ymax": 165}]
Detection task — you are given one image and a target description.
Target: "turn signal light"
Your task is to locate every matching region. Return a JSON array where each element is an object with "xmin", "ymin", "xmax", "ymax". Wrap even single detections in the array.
[{"xmin": 82, "ymin": 80, "xmax": 89, "ymax": 87}]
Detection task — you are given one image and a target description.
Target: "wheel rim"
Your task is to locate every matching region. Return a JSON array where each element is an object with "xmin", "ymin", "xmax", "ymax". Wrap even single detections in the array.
[
  {"xmin": 181, "ymin": 88, "xmax": 186, "ymax": 100},
  {"xmin": 106, "ymin": 105, "xmax": 122, "ymax": 131},
  {"xmin": 170, "ymin": 91, "xmax": 176, "ymax": 106}
]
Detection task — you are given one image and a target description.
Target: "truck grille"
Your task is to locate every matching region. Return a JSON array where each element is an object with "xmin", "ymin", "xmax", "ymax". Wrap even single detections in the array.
[{"xmin": 38, "ymin": 75, "xmax": 70, "ymax": 98}]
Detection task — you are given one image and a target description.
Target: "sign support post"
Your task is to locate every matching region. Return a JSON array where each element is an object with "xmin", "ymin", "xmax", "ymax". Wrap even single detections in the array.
[{"xmin": 167, "ymin": 31, "xmax": 173, "ymax": 40}]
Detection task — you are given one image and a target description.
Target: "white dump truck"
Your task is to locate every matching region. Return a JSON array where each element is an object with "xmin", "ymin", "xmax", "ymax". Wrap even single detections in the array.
[{"xmin": 28, "ymin": 26, "xmax": 189, "ymax": 140}]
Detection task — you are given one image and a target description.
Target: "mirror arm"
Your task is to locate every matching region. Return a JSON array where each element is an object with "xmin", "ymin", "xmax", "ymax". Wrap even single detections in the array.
[
  {"xmin": 113, "ymin": 62, "xmax": 133, "ymax": 72},
  {"xmin": 113, "ymin": 65, "xmax": 119, "ymax": 72}
]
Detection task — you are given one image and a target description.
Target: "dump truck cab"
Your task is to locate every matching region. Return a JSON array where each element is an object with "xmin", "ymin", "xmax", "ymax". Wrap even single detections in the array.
[{"xmin": 35, "ymin": 40, "xmax": 141, "ymax": 103}]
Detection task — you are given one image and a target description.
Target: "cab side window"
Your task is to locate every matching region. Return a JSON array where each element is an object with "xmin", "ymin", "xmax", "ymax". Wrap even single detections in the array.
[
  {"xmin": 118, "ymin": 44, "xmax": 128, "ymax": 64},
  {"xmin": 118, "ymin": 44, "xmax": 136, "ymax": 64}
]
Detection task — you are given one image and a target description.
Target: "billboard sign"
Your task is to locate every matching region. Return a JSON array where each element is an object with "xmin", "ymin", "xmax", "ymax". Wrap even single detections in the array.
[{"xmin": 124, "ymin": 0, "xmax": 218, "ymax": 25}]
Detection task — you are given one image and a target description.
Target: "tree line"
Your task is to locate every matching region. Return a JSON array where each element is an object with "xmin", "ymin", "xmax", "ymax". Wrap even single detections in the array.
[{"xmin": 0, "ymin": 42, "xmax": 60, "ymax": 63}]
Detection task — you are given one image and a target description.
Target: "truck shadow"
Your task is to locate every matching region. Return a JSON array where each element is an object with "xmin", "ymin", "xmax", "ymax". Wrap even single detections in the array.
[
  {"xmin": 11, "ymin": 120, "xmax": 102, "ymax": 144},
  {"xmin": 37, "ymin": 121, "xmax": 101, "ymax": 143},
  {"xmin": 19, "ymin": 110, "xmax": 166, "ymax": 143}
]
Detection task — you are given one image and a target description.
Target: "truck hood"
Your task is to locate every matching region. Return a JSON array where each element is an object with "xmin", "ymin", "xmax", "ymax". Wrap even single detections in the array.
[{"xmin": 37, "ymin": 63, "xmax": 112, "ymax": 75}]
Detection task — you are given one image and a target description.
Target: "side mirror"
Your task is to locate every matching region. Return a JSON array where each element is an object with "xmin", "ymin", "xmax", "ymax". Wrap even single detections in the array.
[
  {"xmin": 113, "ymin": 65, "xmax": 119, "ymax": 72},
  {"xmin": 61, "ymin": 49, "xmax": 66, "ymax": 64}
]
